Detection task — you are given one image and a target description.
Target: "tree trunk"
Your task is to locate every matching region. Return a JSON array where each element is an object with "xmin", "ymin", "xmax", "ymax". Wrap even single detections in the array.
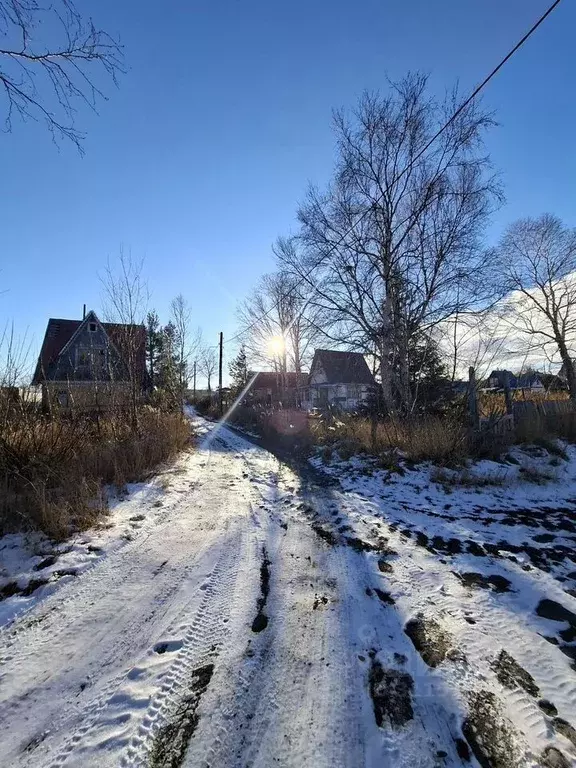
[
  {"xmin": 397, "ymin": 323, "xmax": 412, "ymax": 414},
  {"xmin": 558, "ymin": 340, "xmax": 576, "ymax": 401},
  {"xmin": 147, "ymin": 342, "xmax": 155, "ymax": 389},
  {"xmin": 293, "ymin": 334, "xmax": 302, "ymax": 375},
  {"xmin": 379, "ymin": 295, "xmax": 394, "ymax": 415}
]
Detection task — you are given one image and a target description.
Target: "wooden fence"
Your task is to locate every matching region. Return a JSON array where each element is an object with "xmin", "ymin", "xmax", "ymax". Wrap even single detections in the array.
[{"xmin": 469, "ymin": 366, "xmax": 575, "ymax": 439}]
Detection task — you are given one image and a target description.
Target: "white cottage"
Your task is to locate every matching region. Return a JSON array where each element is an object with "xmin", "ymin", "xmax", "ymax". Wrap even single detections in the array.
[{"xmin": 304, "ymin": 349, "xmax": 375, "ymax": 411}]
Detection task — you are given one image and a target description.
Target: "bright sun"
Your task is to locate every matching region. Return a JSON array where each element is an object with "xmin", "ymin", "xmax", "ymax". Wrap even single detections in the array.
[{"xmin": 268, "ymin": 335, "xmax": 285, "ymax": 357}]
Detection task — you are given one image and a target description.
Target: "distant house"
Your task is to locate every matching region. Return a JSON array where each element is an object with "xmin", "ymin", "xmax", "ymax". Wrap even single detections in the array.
[
  {"xmin": 487, "ymin": 369, "xmax": 545, "ymax": 393},
  {"xmin": 304, "ymin": 349, "xmax": 375, "ymax": 411},
  {"xmin": 32, "ymin": 310, "xmax": 148, "ymax": 413},
  {"xmin": 249, "ymin": 371, "xmax": 308, "ymax": 407}
]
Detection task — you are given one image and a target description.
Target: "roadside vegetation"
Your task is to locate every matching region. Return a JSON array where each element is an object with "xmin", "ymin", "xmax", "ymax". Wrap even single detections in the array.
[
  {"xmin": 206, "ymin": 387, "xmax": 576, "ymax": 479},
  {"xmin": 0, "ymin": 391, "xmax": 190, "ymax": 539},
  {"xmin": 218, "ymin": 73, "xmax": 576, "ymax": 480},
  {"xmin": 0, "ymin": 255, "xmax": 196, "ymax": 540}
]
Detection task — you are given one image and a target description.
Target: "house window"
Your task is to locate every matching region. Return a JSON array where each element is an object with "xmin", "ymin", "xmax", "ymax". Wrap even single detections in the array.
[
  {"xmin": 76, "ymin": 347, "xmax": 107, "ymax": 375},
  {"xmin": 57, "ymin": 390, "xmax": 69, "ymax": 407},
  {"xmin": 89, "ymin": 322, "xmax": 97, "ymax": 332}
]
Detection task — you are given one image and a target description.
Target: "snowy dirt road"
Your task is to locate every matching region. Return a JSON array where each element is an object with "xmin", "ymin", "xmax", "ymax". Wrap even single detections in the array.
[{"xmin": 2, "ymin": 418, "xmax": 576, "ymax": 767}]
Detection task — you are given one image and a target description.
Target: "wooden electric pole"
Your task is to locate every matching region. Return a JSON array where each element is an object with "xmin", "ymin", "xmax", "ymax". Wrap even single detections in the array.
[
  {"xmin": 218, "ymin": 332, "xmax": 223, "ymax": 416},
  {"xmin": 193, "ymin": 360, "xmax": 197, "ymax": 404}
]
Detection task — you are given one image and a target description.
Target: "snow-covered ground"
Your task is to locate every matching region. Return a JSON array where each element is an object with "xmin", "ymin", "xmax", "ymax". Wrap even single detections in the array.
[{"xmin": 1, "ymin": 416, "xmax": 576, "ymax": 767}]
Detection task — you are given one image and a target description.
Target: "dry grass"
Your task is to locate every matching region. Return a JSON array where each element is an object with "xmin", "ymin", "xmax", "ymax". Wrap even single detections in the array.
[
  {"xmin": 0, "ymin": 408, "xmax": 191, "ymax": 539},
  {"xmin": 310, "ymin": 414, "xmax": 469, "ymax": 464},
  {"xmin": 479, "ymin": 390, "xmax": 569, "ymax": 418},
  {"xmin": 518, "ymin": 464, "xmax": 555, "ymax": 484},
  {"xmin": 431, "ymin": 466, "xmax": 506, "ymax": 488}
]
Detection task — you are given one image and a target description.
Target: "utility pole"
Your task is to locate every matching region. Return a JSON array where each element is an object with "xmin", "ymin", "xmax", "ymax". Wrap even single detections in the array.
[
  {"xmin": 218, "ymin": 332, "xmax": 223, "ymax": 416},
  {"xmin": 193, "ymin": 360, "xmax": 197, "ymax": 404}
]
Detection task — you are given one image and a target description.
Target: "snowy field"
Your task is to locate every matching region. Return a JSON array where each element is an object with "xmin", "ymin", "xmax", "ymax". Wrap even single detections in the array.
[{"xmin": 1, "ymin": 415, "xmax": 576, "ymax": 767}]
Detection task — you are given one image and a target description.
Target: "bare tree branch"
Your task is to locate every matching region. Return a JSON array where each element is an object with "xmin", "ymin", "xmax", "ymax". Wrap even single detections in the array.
[
  {"xmin": 493, "ymin": 214, "xmax": 576, "ymax": 400},
  {"xmin": 0, "ymin": 0, "xmax": 124, "ymax": 151},
  {"xmin": 281, "ymin": 74, "xmax": 501, "ymax": 413}
]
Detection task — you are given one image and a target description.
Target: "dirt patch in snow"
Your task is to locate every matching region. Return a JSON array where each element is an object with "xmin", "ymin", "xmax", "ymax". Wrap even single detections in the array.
[
  {"xmin": 461, "ymin": 690, "xmax": 521, "ymax": 768},
  {"xmin": 552, "ymin": 717, "xmax": 576, "ymax": 749},
  {"xmin": 466, "ymin": 540, "xmax": 487, "ymax": 557},
  {"xmin": 149, "ymin": 662, "xmax": 214, "ymax": 768},
  {"xmin": 311, "ymin": 522, "xmax": 338, "ymax": 546},
  {"xmin": 455, "ymin": 572, "xmax": 512, "ymax": 593},
  {"xmin": 538, "ymin": 699, "xmax": 558, "ymax": 717},
  {"xmin": 404, "ymin": 614, "xmax": 455, "ymax": 668},
  {"xmin": 374, "ymin": 588, "xmax": 395, "ymax": 606},
  {"xmin": 534, "ymin": 533, "xmax": 556, "ymax": 543},
  {"xmin": 345, "ymin": 536, "xmax": 379, "ymax": 552},
  {"xmin": 368, "ymin": 657, "xmax": 414, "ymax": 728},
  {"xmin": 492, "ymin": 649, "xmax": 539, "ymax": 697},
  {"xmin": 536, "ymin": 598, "xmax": 576, "ymax": 626},
  {"xmin": 0, "ymin": 577, "xmax": 51, "ymax": 600},
  {"xmin": 251, "ymin": 550, "xmax": 271, "ymax": 633},
  {"xmin": 430, "ymin": 535, "xmax": 463, "ymax": 555},
  {"xmin": 535, "ymin": 600, "xmax": 576, "ymax": 665},
  {"xmin": 540, "ymin": 746, "xmax": 570, "ymax": 768},
  {"xmin": 313, "ymin": 594, "xmax": 328, "ymax": 610},
  {"xmin": 454, "ymin": 737, "xmax": 471, "ymax": 761}
]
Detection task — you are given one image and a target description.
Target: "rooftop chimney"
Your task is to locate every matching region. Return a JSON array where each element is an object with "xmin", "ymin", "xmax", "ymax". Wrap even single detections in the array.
[{"xmin": 83, "ymin": 304, "xmax": 86, "ymax": 319}]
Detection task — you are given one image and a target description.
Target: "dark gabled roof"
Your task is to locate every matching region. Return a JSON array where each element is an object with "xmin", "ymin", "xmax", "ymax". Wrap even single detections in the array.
[
  {"xmin": 488, "ymin": 369, "xmax": 514, "ymax": 381},
  {"xmin": 488, "ymin": 369, "xmax": 545, "ymax": 389},
  {"xmin": 32, "ymin": 312, "xmax": 147, "ymax": 384},
  {"xmin": 310, "ymin": 349, "xmax": 375, "ymax": 386},
  {"xmin": 252, "ymin": 371, "xmax": 308, "ymax": 393}
]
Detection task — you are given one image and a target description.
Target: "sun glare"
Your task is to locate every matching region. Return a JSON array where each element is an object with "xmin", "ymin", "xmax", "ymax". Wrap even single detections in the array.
[{"xmin": 268, "ymin": 335, "xmax": 285, "ymax": 357}]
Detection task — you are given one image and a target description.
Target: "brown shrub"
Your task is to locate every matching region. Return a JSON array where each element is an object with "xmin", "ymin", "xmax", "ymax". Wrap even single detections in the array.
[
  {"xmin": 0, "ymin": 408, "xmax": 191, "ymax": 539},
  {"xmin": 310, "ymin": 414, "xmax": 468, "ymax": 464}
]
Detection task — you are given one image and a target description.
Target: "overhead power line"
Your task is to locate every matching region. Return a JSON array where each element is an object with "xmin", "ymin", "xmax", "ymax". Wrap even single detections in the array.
[{"xmin": 221, "ymin": 0, "xmax": 563, "ymax": 349}]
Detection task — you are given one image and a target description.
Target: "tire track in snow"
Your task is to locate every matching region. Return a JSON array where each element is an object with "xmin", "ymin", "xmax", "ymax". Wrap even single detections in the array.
[
  {"xmin": 0, "ymin": 456, "xmax": 215, "ymax": 665},
  {"xmin": 43, "ymin": 519, "xmax": 248, "ymax": 768},
  {"xmin": 305, "ymin": 467, "xmax": 576, "ymax": 766},
  {"xmin": 0, "ymin": 428, "xmax": 264, "ymax": 768}
]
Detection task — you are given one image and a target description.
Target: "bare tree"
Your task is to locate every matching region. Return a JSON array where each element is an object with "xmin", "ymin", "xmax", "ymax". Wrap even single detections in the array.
[
  {"xmin": 170, "ymin": 294, "xmax": 202, "ymax": 397},
  {"xmin": 286, "ymin": 75, "xmax": 501, "ymax": 413},
  {"xmin": 199, "ymin": 346, "xmax": 217, "ymax": 392},
  {"xmin": 0, "ymin": 0, "xmax": 123, "ymax": 151},
  {"xmin": 100, "ymin": 248, "xmax": 149, "ymax": 427},
  {"xmin": 493, "ymin": 214, "xmax": 576, "ymax": 400},
  {"xmin": 238, "ymin": 238, "xmax": 324, "ymax": 375},
  {"xmin": 272, "ymin": 238, "xmax": 326, "ymax": 373},
  {"xmin": 0, "ymin": 321, "xmax": 31, "ymax": 388}
]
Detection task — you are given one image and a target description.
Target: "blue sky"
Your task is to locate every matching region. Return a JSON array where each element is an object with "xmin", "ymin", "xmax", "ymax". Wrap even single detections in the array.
[{"xmin": 1, "ymin": 0, "xmax": 574, "ymax": 382}]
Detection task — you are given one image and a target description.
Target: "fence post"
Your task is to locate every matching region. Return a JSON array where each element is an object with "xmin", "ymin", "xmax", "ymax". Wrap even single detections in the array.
[
  {"xmin": 504, "ymin": 371, "xmax": 513, "ymax": 415},
  {"xmin": 468, "ymin": 366, "xmax": 480, "ymax": 430}
]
